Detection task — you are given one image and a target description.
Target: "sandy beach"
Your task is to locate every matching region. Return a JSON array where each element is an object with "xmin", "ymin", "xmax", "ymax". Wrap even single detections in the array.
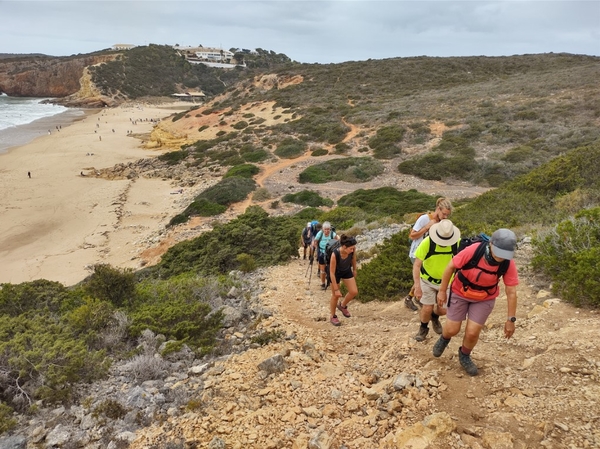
[{"xmin": 0, "ymin": 102, "xmax": 190, "ymax": 286}]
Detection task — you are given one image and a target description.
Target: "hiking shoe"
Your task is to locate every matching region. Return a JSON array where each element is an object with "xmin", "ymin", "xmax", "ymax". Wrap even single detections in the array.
[
  {"xmin": 321, "ymin": 283, "xmax": 327, "ymax": 290},
  {"xmin": 414, "ymin": 326, "xmax": 429, "ymax": 342},
  {"xmin": 431, "ymin": 317, "xmax": 443, "ymax": 335},
  {"xmin": 330, "ymin": 315, "xmax": 341, "ymax": 326},
  {"xmin": 432, "ymin": 335, "xmax": 450, "ymax": 357},
  {"xmin": 458, "ymin": 347, "xmax": 478, "ymax": 376},
  {"xmin": 337, "ymin": 303, "xmax": 351, "ymax": 318},
  {"xmin": 404, "ymin": 295, "xmax": 418, "ymax": 311}
]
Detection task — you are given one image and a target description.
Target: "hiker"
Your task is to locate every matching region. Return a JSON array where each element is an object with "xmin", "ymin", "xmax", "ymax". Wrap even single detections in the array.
[
  {"xmin": 412, "ymin": 219, "xmax": 461, "ymax": 341},
  {"xmin": 432, "ymin": 229, "xmax": 519, "ymax": 376},
  {"xmin": 300, "ymin": 222, "xmax": 313, "ymax": 260},
  {"xmin": 312, "ymin": 221, "xmax": 337, "ymax": 290},
  {"xmin": 405, "ymin": 197, "xmax": 453, "ymax": 311},
  {"xmin": 329, "ymin": 234, "xmax": 358, "ymax": 326}
]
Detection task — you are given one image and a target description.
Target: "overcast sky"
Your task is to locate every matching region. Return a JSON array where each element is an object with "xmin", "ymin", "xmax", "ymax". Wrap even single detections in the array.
[{"xmin": 1, "ymin": 1, "xmax": 598, "ymax": 63}]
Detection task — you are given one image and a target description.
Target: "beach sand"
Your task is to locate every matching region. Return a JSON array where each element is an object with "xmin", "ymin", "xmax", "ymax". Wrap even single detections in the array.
[{"xmin": 0, "ymin": 102, "xmax": 190, "ymax": 286}]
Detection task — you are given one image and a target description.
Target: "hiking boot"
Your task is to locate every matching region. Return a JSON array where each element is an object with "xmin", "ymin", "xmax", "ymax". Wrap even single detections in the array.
[
  {"xmin": 414, "ymin": 326, "xmax": 429, "ymax": 342},
  {"xmin": 458, "ymin": 347, "xmax": 478, "ymax": 376},
  {"xmin": 432, "ymin": 335, "xmax": 450, "ymax": 357},
  {"xmin": 330, "ymin": 315, "xmax": 341, "ymax": 326},
  {"xmin": 321, "ymin": 283, "xmax": 327, "ymax": 290},
  {"xmin": 404, "ymin": 295, "xmax": 418, "ymax": 311},
  {"xmin": 431, "ymin": 317, "xmax": 443, "ymax": 335},
  {"xmin": 337, "ymin": 303, "xmax": 351, "ymax": 318}
]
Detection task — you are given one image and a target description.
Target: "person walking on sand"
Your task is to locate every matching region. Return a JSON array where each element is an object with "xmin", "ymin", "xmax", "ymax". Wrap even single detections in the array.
[
  {"xmin": 312, "ymin": 222, "xmax": 338, "ymax": 290},
  {"xmin": 412, "ymin": 219, "xmax": 460, "ymax": 342},
  {"xmin": 432, "ymin": 229, "xmax": 519, "ymax": 376},
  {"xmin": 27, "ymin": 171, "xmax": 31, "ymax": 178},
  {"xmin": 329, "ymin": 235, "xmax": 358, "ymax": 327},
  {"xmin": 405, "ymin": 197, "xmax": 453, "ymax": 311}
]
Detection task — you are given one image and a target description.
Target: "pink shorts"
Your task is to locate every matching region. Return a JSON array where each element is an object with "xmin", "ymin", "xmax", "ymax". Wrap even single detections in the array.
[{"xmin": 446, "ymin": 293, "xmax": 496, "ymax": 326}]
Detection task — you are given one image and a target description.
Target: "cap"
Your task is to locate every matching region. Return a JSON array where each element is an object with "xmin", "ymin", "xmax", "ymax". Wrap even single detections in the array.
[
  {"xmin": 307, "ymin": 222, "xmax": 311, "ymax": 228},
  {"xmin": 429, "ymin": 219, "xmax": 461, "ymax": 246},
  {"xmin": 491, "ymin": 228, "xmax": 517, "ymax": 260}
]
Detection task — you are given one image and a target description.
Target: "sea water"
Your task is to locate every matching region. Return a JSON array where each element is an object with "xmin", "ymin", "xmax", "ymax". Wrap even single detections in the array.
[{"xmin": 0, "ymin": 94, "xmax": 84, "ymax": 153}]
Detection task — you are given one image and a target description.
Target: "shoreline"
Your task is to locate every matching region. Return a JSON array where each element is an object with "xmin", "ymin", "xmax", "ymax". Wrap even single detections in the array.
[{"xmin": 0, "ymin": 101, "xmax": 190, "ymax": 286}]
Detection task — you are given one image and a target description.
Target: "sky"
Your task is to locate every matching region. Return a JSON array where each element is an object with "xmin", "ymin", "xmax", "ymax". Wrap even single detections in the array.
[{"xmin": 1, "ymin": 1, "xmax": 599, "ymax": 64}]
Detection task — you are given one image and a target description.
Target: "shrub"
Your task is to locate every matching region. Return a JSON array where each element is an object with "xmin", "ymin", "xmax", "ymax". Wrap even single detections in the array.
[
  {"xmin": 147, "ymin": 206, "xmax": 300, "ymax": 278},
  {"xmin": 274, "ymin": 138, "xmax": 307, "ymax": 159},
  {"xmin": 298, "ymin": 157, "xmax": 384, "ymax": 184},
  {"xmin": 0, "ymin": 402, "xmax": 17, "ymax": 434},
  {"xmin": 311, "ymin": 148, "xmax": 328, "ymax": 156},
  {"xmin": 252, "ymin": 187, "xmax": 272, "ymax": 202},
  {"xmin": 282, "ymin": 190, "xmax": 334, "ymax": 207},
  {"xmin": 198, "ymin": 177, "xmax": 257, "ymax": 205},
  {"xmin": 92, "ymin": 399, "xmax": 128, "ymax": 420},
  {"xmin": 158, "ymin": 150, "xmax": 189, "ymax": 165},
  {"xmin": 337, "ymin": 187, "xmax": 437, "ymax": 220},
  {"xmin": 250, "ymin": 330, "xmax": 284, "ymax": 346},
  {"xmin": 368, "ymin": 125, "xmax": 405, "ymax": 159},
  {"xmin": 84, "ymin": 264, "xmax": 136, "ymax": 308},
  {"xmin": 223, "ymin": 164, "xmax": 259, "ymax": 179},
  {"xmin": 355, "ymin": 230, "xmax": 413, "ymax": 302},
  {"xmin": 0, "ymin": 279, "xmax": 70, "ymax": 317},
  {"xmin": 532, "ymin": 207, "xmax": 600, "ymax": 307},
  {"xmin": 232, "ymin": 120, "xmax": 249, "ymax": 130},
  {"xmin": 236, "ymin": 253, "xmax": 257, "ymax": 272}
]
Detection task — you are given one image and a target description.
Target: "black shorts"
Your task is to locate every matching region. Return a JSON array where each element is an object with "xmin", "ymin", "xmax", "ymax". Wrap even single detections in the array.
[{"xmin": 330, "ymin": 268, "xmax": 353, "ymax": 284}]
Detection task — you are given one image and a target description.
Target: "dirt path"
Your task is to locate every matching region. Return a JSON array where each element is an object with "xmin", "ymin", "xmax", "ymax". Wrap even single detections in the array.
[{"xmin": 253, "ymin": 245, "xmax": 600, "ymax": 448}]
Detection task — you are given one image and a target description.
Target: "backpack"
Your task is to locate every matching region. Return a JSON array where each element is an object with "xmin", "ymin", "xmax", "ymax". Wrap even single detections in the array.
[
  {"xmin": 454, "ymin": 233, "xmax": 510, "ymax": 298},
  {"xmin": 420, "ymin": 238, "xmax": 459, "ymax": 284},
  {"xmin": 310, "ymin": 220, "xmax": 320, "ymax": 238},
  {"xmin": 324, "ymin": 239, "xmax": 342, "ymax": 287}
]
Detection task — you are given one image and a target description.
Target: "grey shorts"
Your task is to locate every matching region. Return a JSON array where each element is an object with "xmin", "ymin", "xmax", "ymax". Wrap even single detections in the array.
[
  {"xmin": 419, "ymin": 278, "xmax": 447, "ymax": 306},
  {"xmin": 446, "ymin": 293, "xmax": 496, "ymax": 326}
]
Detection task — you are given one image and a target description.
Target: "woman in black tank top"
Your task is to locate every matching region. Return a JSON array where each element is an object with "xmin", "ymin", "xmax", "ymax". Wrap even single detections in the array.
[{"xmin": 329, "ymin": 235, "xmax": 358, "ymax": 327}]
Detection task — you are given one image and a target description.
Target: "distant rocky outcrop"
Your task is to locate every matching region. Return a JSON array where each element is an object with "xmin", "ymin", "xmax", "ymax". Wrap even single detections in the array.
[{"xmin": 0, "ymin": 53, "xmax": 118, "ymax": 106}]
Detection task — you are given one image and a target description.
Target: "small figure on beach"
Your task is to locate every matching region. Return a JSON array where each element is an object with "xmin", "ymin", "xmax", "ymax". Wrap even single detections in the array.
[
  {"xmin": 28, "ymin": 171, "xmax": 31, "ymax": 178},
  {"xmin": 99, "ymin": 136, "xmax": 102, "ymax": 141}
]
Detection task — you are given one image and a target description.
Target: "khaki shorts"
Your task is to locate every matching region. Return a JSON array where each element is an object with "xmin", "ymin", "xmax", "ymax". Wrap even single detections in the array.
[{"xmin": 418, "ymin": 278, "xmax": 448, "ymax": 306}]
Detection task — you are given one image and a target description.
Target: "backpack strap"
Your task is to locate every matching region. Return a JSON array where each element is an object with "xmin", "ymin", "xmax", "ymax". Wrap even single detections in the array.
[
  {"xmin": 457, "ymin": 242, "xmax": 509, "ymax": 295},
  {"xmin": 420, "ymin": 240, "xmax": 458, "ymax": 284}
]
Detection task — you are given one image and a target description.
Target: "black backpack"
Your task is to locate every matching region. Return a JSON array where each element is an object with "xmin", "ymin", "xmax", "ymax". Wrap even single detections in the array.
[
  {"xmin": 325, "ymin": 239, "xmax": 341, "ymax": 266},
  {"xmin": 455, "ymin": 234, "xmax": 510, "ymax": 295}
]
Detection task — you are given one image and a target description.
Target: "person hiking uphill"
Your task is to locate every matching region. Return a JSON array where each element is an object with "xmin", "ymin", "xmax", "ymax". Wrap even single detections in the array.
[
  {"xmin": 432, "ymin": 229, "xmax": 519, "ymax": 376},
  {"xmin": 405, "ymin": 197, "xmax": 453, "ymax": 311},
  {"xmin": 312, "ymin": 222, "xmax": 338, "ymax": 290},
  {"xmin": 412, "ymin": 219, "xmax": 461, "ymax": 342},
  {"xmin": 300, "ymin": 222, "xmax": 314, "ymax": 260},
  {"xmin": 329, "ymin": 235, "xmax": 358, "ymax": 327}
]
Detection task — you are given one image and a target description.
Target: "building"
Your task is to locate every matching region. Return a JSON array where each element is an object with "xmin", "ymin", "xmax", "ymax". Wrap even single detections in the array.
[{"xmin": 112, "ymin": 44, "xmax": 136, "ymax": 51}]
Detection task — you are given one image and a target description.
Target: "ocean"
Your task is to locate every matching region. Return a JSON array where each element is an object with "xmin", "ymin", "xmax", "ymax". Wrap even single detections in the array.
[{"xmin": 0, "ymin": 94, "xmax": 85, "ymax": 153}]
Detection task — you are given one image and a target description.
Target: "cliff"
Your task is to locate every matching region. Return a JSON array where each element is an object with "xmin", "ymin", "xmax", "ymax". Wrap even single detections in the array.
[{"xmin": 0, "ymin": 53, "xmax": 118, "ymax": 104}]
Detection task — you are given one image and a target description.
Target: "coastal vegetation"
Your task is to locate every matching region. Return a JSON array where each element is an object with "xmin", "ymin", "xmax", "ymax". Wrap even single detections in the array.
[{"xmin": 1, "ymin": 50, "xmax": 599, "ymax": 437}]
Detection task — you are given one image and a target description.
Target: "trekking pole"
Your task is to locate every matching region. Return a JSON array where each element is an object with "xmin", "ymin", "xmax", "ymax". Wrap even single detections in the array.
[{"xmin": 306, "ymin": 251, "xmax": 315, "ymax": 285}]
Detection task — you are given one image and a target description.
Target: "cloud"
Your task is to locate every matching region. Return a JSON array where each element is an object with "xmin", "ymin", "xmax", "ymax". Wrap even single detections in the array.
[{"xmin": 0, "ymin": 1, "xmax": 598, "ymax": 62}]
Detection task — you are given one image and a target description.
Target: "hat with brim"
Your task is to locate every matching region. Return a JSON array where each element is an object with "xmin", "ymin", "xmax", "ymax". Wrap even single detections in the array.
[
  {"xmin": 429, "ymin": 219, "xmax": 461, "ymax": 247},
  {"xmin": 491, "ymin": 228, "xmax": 517, "ymax": 260}
]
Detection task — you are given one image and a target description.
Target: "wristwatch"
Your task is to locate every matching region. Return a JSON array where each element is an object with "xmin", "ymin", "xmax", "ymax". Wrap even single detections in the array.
[{"xmin": 507, "ymin": 316, "xmax": 516, "ymax": 323}]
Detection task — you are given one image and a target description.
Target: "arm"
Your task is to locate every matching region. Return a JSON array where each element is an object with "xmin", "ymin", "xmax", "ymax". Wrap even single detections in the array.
[
  {"xmin": 351, "ymin": 251, "xmax": 357, "ymax": 274},
  {"xmin": 409, "ymin": 215, "xmax": 437, "ymax": 241},
  {"xmin": 436, "ymin": 260, "xmax": 457, "ymax": 308},
  {"xmin": 412, "ymin": 258, "xmax": 424, "ymax": 299},
  {"xmin": 504, "ymin": 285, "xmax": 518, "ymax": 339}
]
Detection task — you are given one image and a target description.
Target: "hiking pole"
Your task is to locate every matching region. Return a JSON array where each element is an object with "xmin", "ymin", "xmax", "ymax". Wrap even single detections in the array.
[{"xmin": 306, "ymin": 252, "xmax": 315, "ymax": 285}]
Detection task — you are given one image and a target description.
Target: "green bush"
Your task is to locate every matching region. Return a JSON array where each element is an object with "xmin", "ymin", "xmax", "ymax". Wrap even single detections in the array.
[
  {"xmin": 158, "ymin": 150, "xmax": 189, "ymax": 165},
  {"xmin": 368, "ymin": 125, "xmax": 406, "ymax": 159},
  {"xmin": 274, "ymin": 138, "xmax": 307, "ymax": 159},
  {"xmin": 0, "ymin": 402, "xmax": 17, "ymax": 434},
  {"xmin": 223, "ymin": 164, "xmax": 259, "ymax": 179},
  {"xmin": 232, "ymin": 121, "xmax": 249, "ymax": 130},
  {"xmin": 146, "ymin": 206, "xmax": 300, "ymax": 278},
  {"xmin": 236, "ymin": 253, "xmax": 257, "ymax": 272},
  {"xmin": 298, "ymin": 157, "xmax": 384, "ymax": 184},
  {"xmin": 84, "ymin": 264, "xmax": 135, "ymax": 308},
  {"xmin": 0, "ymin": 279, "xmax": 70, "ymax": 317},
  {"xmin": 282, "ymin": 190, "xmax": 334, "ymax": 207},
  {"xmin": 252, "ymin": 187, "xmax": 272, "ymax": 202},
  {"xmin": 355, "ymin": 230, "xmax": 413, "ymax": 302},
  {"xmin": 311, "ymin": 148, "xmax": 329, "ymax": 157},
  {"xmin": 198, "ymin": 177, "xmax": 256, "ymax": 205},
  {"xmin": 337, "ymin": 187, "xmax": 437, "ymax": 220},
  {"xmin": 532, "ymin": 207, "xmax": 600, "ymax": 307}
]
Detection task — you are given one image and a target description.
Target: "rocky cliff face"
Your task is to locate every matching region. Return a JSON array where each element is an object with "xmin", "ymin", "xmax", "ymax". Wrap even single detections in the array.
[{"xmin": 0, "ymin": 53, "xmax": 117, "ymax": 102}]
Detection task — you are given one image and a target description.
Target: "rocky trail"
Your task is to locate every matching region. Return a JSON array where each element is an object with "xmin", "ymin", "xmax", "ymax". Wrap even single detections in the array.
[{"xmin": 130, "ymin": 241, "xmax": 600, "ymax": 449}]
